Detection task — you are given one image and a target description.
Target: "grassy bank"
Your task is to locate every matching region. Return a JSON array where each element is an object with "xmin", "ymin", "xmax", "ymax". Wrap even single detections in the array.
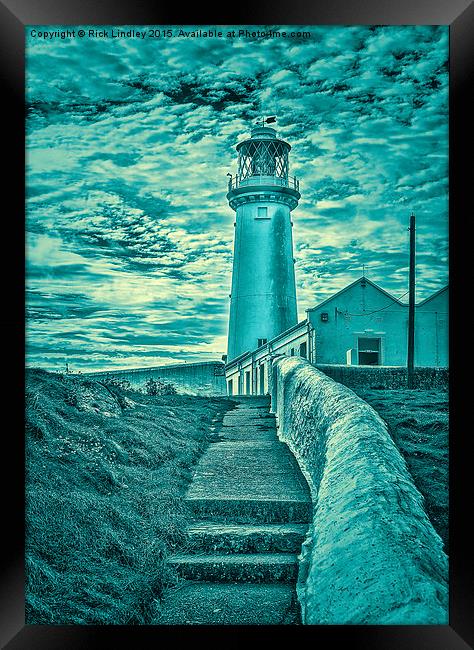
[
  {"xmin": 355, "ymin": 387, "xmax": 449, "ymax": 552},
  {"xmin": 25, "ymin": 368, "xmax": 232, "ymax": 624}
]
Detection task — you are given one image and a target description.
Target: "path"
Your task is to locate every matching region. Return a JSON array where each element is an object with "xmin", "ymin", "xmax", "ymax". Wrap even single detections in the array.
[{"xmin": 155, "ymin": 396, "xmax": 312, "ymax": 625}]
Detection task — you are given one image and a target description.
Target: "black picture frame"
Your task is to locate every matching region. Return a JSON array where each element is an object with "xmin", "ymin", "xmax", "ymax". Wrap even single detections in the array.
[{"xmin": 2, "ymin": 0, "xmax": 472, "ymax": 647}]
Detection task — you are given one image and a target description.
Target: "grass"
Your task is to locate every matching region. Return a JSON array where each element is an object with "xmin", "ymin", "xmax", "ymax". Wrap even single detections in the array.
[
  {"xmin": 25, "ymin": 368, "xmax": 232, "ymax": 624},
  {"xmin": 354, "ymin": 387, "xmax": 449, "ymax": 552}
]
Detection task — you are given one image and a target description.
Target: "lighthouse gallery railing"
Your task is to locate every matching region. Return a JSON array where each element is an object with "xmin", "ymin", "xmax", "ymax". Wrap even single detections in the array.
[{"xmin": 228, "ymin": 174, "xmax": 300, "ymax": 192}]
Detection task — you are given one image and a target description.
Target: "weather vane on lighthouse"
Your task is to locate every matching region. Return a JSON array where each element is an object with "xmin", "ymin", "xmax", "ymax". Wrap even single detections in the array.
[
  {"xmin": 226, "ymin": 118, "xmax": 301, "ymax": 362},
  {"xmin": 256, "ymin": 115, "xmax": 277, "ymax": 128}
]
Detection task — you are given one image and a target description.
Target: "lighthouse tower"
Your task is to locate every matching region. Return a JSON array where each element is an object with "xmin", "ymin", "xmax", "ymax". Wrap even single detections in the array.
[{"xmin": 226, "ymin": 123, "xmax": 300, "ymax": 361}]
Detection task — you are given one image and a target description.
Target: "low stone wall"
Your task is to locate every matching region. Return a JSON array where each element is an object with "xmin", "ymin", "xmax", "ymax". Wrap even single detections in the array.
[
  {"xmin": 315, "ymin": 364, "xmax": 448, "ymax": 390},
  {"xmin": 271, "ymin": 356, "xmax": 448, "ymax": 625},
  {"xmin": 84, "ymin": 361, "xmax": 227, "ymax": 397}
]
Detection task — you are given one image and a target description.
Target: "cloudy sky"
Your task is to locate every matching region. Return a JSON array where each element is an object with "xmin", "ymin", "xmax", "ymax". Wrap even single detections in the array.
[{"xmin": 26, "ymin": 25, "xmax": 448, "ymax": 371}]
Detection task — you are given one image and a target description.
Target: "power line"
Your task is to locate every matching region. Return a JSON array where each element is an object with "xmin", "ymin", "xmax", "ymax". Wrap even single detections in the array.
[{"xmin": 338, "ymin": 290, "xmax": 410, "ymax": 317}]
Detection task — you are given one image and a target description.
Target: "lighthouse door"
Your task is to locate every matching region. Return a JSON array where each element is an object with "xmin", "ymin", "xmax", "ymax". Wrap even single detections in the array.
[
  {"xmin": 245, "ymin": 371, "xmax": 251, "ymax": 395},
  {"xmin": 259, "ymin": 364, "xmax": 265, "ymax": 395}
]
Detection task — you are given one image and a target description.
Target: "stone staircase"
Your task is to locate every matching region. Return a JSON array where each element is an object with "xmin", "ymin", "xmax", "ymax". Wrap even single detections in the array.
[{"xmin": 155, "ymin": 396, "xmax": 312, "ymax": 625}]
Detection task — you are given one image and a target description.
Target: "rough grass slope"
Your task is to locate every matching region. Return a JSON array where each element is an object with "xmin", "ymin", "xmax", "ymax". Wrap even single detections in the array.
[
  {"xmin": 25, "ymin": 368, "xmax": 231, "ymax": 624},
  {"xmin": 355, "ymin": 387, "xmax": 448, "ymax": 551}
]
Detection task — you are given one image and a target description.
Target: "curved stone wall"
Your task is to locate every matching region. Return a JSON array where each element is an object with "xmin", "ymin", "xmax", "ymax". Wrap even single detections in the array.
[{"xmin": 271, "ymin": 356, "xmax": 448, "ymax": 625}]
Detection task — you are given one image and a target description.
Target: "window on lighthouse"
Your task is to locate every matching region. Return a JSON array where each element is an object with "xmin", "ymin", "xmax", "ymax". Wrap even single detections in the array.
[
  {"xmin": 250, "ymin": 143, "xmax": 276, "ymax": 176},
  {"xmin": 257, "ymin": 207, "xmax": 268, "ymax": 219}
]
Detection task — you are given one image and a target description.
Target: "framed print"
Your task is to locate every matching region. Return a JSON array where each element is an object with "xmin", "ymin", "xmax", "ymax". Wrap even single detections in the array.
[{"xmin": 1, "ymin": 0, "xmax": 472, "ymax": 647}]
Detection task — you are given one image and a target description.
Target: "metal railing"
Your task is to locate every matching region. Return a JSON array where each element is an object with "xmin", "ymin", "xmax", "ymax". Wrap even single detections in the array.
[{"xmin": 228, "ymin": 174, "xmax": 300, "ymax": 192}]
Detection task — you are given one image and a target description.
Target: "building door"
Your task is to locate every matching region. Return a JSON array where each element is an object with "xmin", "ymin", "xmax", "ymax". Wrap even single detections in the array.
[
  {"xmin": 259, "ymin": 364, "xmax": 265, "ymax": 395},
  {"xmin": 358, "ymin": 337, "xmax": 381, "ymax": 365},
  {"xmin": 245, "ymin": 370, "xmax": 251, "ymax": 395},
  {"xmin": 227, "ymin": 379, "xmax": 233, "ymax": 396}
]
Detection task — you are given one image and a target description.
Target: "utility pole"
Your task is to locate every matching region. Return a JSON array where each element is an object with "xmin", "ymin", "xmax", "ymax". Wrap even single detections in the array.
[{"xmin": 407, "ymin": 213, "xmax": 416, "ymax": 388}]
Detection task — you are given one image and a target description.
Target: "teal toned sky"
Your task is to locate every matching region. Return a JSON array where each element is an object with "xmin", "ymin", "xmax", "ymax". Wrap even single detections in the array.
[{"xmin": 26, "ymin": 25, "xmax": 448, "ymax": 371}]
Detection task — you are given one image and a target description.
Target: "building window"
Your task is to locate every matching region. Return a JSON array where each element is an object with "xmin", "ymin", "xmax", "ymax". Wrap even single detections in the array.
[
  {"xmin": 257, "ymin": 207, "xmax": 268, "ymax": 219},
  {"xmin": 358, "ymin": 337, "xmax": 381, "ymax": 365},
  {"xmin": 245, "ymin": 370, "xmax": 251, "ymax": 395},
  {"xmin": 321, "ymin": 312, "xmax": 329, "ymax": 322},
  {"xmin": 257, "ymin": 338, "xmax": 267, "ymax": 348},
  {"xmin": 290, "ymin": 348, "xmax": 295, "ymax": 356},
  {"xmin": 299, "ymin": 341, "xmax": 307, "ymax": 358},
  {"xmin": 227, "ymin": 379, "xmax": 233, "ymax": 396}
]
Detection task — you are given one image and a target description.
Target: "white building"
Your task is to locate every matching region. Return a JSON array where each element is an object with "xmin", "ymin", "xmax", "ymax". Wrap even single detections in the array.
[
  {"xmin": 307, "ymin": 277, "xmax": 448, "ymax": 368},
  {"xmin": 225, "ymin": 277, "xmax": 448, "ymax": 396}
]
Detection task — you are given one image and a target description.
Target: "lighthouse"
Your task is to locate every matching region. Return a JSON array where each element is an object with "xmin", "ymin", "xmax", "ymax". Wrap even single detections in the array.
[{"xmin": 226, "ymin": 122, "xmax": 301, "ymax": 361}]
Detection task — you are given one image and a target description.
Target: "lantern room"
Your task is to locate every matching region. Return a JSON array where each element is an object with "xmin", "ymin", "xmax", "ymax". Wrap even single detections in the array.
[{"xmin": 227, "ymin": 126, "xmax": 299, "ymax": 194}]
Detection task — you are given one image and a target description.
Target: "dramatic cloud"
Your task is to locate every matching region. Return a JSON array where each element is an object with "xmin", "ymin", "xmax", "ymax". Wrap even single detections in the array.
[{"xmin": 26, "ymin": 25, "xmax": 448, "ymax": 371}]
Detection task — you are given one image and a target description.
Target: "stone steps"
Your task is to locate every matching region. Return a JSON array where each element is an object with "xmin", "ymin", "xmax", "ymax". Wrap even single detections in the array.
[
  {"xmin": 168, "ymin": 552, "xmax": 299, "ymax": 583},
  {"xmin": 232, "ymin": 397, "xmax": 270, "ymax": 408},
  {"xmin": 223, "ymin": 412, "xmax": 274, "ymax": 421},
  {"xmin": 186, "ymin": 497, "xmax": 312, "ymax": 524},
  {"xmin": 223, "ymin": 411, "xmax": 275, "ymax": 420},
  {"xmin": 221, "ymin": 420, "xmax": 275, "ymax": 430},
  {"xmin": 210, "ymin": 429, "xmax": 277, "ymax": 442},
  {"xmin": 221, "ymin": 421, "xmax": 275, "ymax": 429},
  {"xmin": 157, "ymin": 396, "xmax": 311, "ymax": 624},
  {"xmin": 153, "ymin": 582, "xmax": 300, "ymax": 625},
  {"xmin": 185, "ymin": 522, "xmax": 308, "ymax": 554}
]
